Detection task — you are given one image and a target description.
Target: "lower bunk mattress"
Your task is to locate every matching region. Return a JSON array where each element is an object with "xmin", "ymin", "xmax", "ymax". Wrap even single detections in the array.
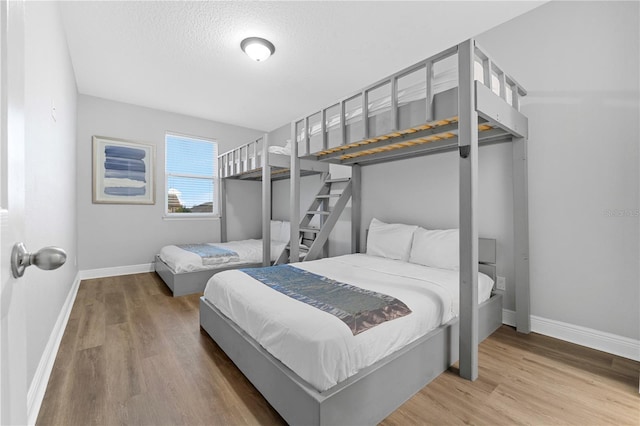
[
  {"xmin": 159, "ymin": 238, "xmax": 286, "ymax": 273},
  {"xmin": 203, "ymin": 253, "xmax": 494, "ymax": 392}
]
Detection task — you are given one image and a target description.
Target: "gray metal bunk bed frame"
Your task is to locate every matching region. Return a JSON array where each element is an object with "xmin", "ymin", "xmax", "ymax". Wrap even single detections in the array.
[
  {"xmin": 218, "ymin": 133, "xmax": 329, "ymax": 265},
  {"xmin": 155, "ymin": 134, "xmax": 328, "ymax": 296},
  {"xmin": 200, "ymin": 38, "xmax": 530, "ymax": 424}
]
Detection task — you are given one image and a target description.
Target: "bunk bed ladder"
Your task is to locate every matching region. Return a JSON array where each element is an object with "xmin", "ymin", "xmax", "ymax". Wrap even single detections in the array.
[
  {"xmin": 274, "ymin": 176, "xmax": 352, "ymax": 265},
  {"xmin": 301, "ymin": 176, "xmax": 352, "ymax": 262}
]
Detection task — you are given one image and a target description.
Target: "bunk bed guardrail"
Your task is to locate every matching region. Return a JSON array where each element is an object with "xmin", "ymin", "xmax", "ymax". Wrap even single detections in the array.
[
  {"xmin": 219, "ymin": 134, "xmax": 328, "ymax": 180},
  {"xmin": 292, "ymin": 41, "xmax": 527, "ymax": 165},
  {"xmin": 218, "ymin": 135, "xmax": 291, "ymax": 179}
]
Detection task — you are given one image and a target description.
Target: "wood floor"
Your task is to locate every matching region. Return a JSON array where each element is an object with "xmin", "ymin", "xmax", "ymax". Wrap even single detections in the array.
[{"xmin": 37, "ymin": 273, "xmax": 639, "ymax": 425}]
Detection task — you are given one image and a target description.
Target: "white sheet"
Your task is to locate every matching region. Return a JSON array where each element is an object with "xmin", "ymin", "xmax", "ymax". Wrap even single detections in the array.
[
  {"xmin": 267, "ymin": 145, "xmax": 291, "ymax": 155},
  {"xmin": 159, "ymin": 239, "xmax": 286, "ymax": 273},
  {"xmin": 203, "ymin": 253, "xmax": 494, "ymax": 391},
  {"xmin": 268, "ymin": 139, "xmax": 292, "ymax": 155}
]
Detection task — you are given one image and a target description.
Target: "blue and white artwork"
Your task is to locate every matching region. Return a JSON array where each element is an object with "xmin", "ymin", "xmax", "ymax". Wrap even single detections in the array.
[
  {"xmin": 103, "ymin": 145, "xmax": 147, "ymax": 196},
  {"xmin": 93, "ymin": 136, "xmax": 155, "ymax": 204}
]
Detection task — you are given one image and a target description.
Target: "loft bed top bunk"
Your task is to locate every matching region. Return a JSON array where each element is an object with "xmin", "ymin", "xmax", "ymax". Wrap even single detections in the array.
[
  {"xmin": 293, "ymin": 41, "xmax": 527, "ymax": 166},
  {"xmin": 219, "ymin": 134, "xmax": 328, "ymax": 181}
]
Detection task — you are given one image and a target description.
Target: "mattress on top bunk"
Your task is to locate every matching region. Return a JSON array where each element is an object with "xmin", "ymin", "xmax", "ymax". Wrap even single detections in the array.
[
  {"xmin": 159, "ymin": 239, "xmax": 285, "ymax": 274},
  {"xmin": 267, "ymin": 139, "xmax": 291, "ymax": 155},
  {"xmin": 203, "ymin": 253, "xmax": 494, "ymax": 392}
]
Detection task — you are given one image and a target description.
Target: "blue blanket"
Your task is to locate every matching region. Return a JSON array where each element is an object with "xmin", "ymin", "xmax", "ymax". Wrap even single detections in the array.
[
  {"xmin": 240, "ymin": 264, "xmax": 412, "ymax": 335},
  {"xmin": 177, "ymin": 244, "xmax": 239, "ymax": 264}
]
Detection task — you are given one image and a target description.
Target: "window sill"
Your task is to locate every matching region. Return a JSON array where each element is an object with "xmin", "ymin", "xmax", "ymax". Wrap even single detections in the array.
[{"xmin": 163, "ymin": 214, "xmax": 220, "ymax": 221}]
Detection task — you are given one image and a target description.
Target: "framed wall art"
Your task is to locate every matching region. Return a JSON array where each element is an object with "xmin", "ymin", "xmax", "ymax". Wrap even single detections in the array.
[{"xmin": 92, "ymin": 136, "xmax": 155, "ymax": 204}]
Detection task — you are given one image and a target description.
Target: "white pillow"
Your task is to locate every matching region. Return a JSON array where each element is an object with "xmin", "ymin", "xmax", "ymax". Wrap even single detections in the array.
[
  {"xmin": 270, "ymin": 220, "xmax": 283, "ymax": 242},
  {"xmin": 409, "ymin": 228, "xmax": 459, "ymax": 270},
  {"xmin": 366, "ymin": 218, "xmax": 417, "ymax": 261},
  {"xmin": 279, "ymin": 220, "xmax": 291, "ymax": 243}
]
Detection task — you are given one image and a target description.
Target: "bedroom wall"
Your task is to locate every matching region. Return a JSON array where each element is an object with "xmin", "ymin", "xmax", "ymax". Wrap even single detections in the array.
[
  {"xmin": 76, "ymin": 96, "xmax": 264, "ymax": 270},
  {"xmin": 24, "ymin": 1, "xmax": 79, "ymax": 388},
  {"xmin": 359, "ymin": 1, "xmax": 639, "ymax": 342},
  {"xmin": 477, "ymin": 0, "xmax": 639, "ymax": 340}
]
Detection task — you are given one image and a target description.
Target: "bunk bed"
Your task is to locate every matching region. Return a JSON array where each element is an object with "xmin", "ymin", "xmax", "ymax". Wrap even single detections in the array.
[
  {"xmin": 217, "ymin": 134, "xmax": 328, "ymax": 264},
  {"xmin": 155, "ymin": 135, "xmax": 328, "ymax": 296},
  {"xmin": 199, "ymin": 38, "xmax": 530, "ymax": 424}
]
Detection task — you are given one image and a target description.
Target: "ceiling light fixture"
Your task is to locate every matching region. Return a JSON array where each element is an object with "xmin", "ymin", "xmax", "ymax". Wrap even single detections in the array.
[{"xmin": 241, "ymin": 37, "xmax": 275, "ymax": 62}]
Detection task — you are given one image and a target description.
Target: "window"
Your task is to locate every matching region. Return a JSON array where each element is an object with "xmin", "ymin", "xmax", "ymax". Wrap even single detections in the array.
[{"xmin": 165, "ymin": 133, "xmax": 218, "ymax": 216}]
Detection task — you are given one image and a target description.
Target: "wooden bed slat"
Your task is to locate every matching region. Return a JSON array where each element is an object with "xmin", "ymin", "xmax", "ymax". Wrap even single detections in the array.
[
  {"xmin": 316, "ymin": 118, "xmax": 494, "ymax": 163},
  {"xmin": 316, "ymin": 116, "xmax": 460, "ymax": 158},
  {"xmin": 337, "ymin": 124, "xmax": 492, "ymax": 161}
]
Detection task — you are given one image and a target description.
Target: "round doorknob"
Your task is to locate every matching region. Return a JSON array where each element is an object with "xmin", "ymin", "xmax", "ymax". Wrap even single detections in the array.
[{"xmin": 11, "ymin": 243, "xmax": 67, "ymax": 278}]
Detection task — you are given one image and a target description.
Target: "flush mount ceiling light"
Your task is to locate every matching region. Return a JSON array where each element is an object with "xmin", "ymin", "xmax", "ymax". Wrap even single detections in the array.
[{"xmin": 241, "ymin": 37, "xmax": 275, "ymax": 62}]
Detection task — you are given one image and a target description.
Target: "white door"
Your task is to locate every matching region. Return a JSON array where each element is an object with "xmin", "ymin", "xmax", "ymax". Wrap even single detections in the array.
[{"xmin": 0, "ymin": 0, "xmax": 28, "ymax": 424}]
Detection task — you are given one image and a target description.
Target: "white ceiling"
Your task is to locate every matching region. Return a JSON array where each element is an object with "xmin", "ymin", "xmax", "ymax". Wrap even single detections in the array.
[{"xmin": 60, "ymin": 1, "xmax": 545, "ymax": 132}]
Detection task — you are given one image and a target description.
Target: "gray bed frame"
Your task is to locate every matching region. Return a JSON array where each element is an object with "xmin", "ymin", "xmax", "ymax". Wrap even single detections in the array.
[
  {"xmin": 200, "ymin": 294, "xmax": 502, "ymax": 425},
  {"xmin": 199, "ymin": 238, "xmax": 500, "ymax": 425},
  {"xmin": 154, "ymin": 255, "xmax": 262, "ymax": 297}
]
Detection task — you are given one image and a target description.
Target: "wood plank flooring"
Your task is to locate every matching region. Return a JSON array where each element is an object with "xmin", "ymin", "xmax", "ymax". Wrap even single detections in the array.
[{"xmin": 37, "ymin": 273, "xmax": 639, "ymax": 425}]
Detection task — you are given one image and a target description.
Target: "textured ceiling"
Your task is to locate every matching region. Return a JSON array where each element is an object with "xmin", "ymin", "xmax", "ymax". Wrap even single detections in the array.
[{"xmin": 60, "ymin": 1, "xmax": 545, "ymax": 132}]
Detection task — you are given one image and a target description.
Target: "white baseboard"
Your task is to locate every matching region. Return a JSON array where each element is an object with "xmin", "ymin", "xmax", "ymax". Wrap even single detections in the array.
[
  {"xmin": 27, "ymin": 272, "xmax": 82, "ymax": 426},
  {"xmin": 79, "ymin": 262, "xmax": 154, "ymax": 280},
  {"xmin": 503, "ymin": 309, "xmax": 640, "ymax": 362}
]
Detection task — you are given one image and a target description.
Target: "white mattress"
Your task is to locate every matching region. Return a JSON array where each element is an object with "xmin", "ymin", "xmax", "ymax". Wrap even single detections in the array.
[
  {"xmin": 267, "ymin": 145, "xmax": 291, "ymax": 155},
  {"xmin": 159, "ymin": 239, "xmax": 286, "ymax": 273},
  {"xmin": 203, "ymin": 253, "xmax": 494, "ymax": 392}
]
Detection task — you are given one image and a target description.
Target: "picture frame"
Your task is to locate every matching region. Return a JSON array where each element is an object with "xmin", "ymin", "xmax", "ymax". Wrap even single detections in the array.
[{"xmin": 92, "ymin": 135, "xmax": 155, "ymax": 204}]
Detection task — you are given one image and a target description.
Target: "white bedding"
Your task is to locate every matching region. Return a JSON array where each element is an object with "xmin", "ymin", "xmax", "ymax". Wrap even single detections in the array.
[
  {"xmin": 159, "ymin": 239, "xmax": 286, "ymax": 273},
  {"xmin": 203, "ymin": 253, "xmax": 494, "ymax": 391},
  {"xmin": 267, "ymin": 145, "xmax": 291, "ymax": 155}
]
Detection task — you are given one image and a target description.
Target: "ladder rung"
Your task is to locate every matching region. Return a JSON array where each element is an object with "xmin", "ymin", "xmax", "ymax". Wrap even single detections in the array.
[
  {"xmin": 316, "ymin": 194, "xmax": 340, "ymax": 199},
  {"xmin": 325, "ymin": 177, "xmax": 351, "ymax": 184},
  {"xmin": 306, "ymin": 210, "xmax": 330, "ymax": 216},
  {"xmin": 300, "ymin": 227, "xmax": 321, "ymax": 233}
]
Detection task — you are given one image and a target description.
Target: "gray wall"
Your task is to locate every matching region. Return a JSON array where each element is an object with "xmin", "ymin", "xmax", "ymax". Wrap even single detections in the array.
[
  {"xmin": 361, "ymin": 142, "xmax": 514, "ymax": 299},
  {"xmin": 77, "ymin": 96, "xmax": 264, "ymax": 270},
  {"xmin": 24, "ymin": 1, "xmax": 79, "ymax": 387},
  {"xmin": 476, "ymin": 0, "xmax": 639, "ymax": 340},
  {"xmin": 359, "ymin": 1, "xmax": 639, "ymax": 340}
]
